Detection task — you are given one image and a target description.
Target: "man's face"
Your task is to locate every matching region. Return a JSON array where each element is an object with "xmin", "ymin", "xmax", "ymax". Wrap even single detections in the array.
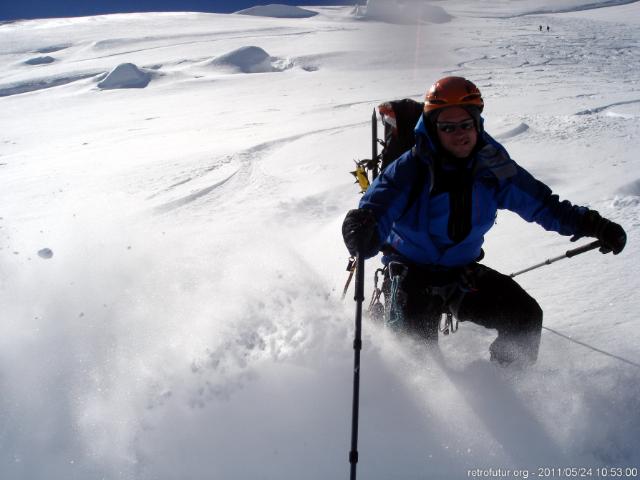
[{"xmin": 435, "ymin": 106, "xmax": 478, "ymax": 159}]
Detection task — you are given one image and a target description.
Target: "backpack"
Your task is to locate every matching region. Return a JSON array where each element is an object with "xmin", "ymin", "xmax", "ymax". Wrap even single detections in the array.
[
  {"xmin": 378, "ymin": 98, "xmax": 424, "ymax": 171},
  {"xmin": 352, "ymin": 98, "xmax": 424, "ymax": 193}
]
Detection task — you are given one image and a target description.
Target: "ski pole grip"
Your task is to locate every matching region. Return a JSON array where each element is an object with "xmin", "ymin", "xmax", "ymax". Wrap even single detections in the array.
[{"xmin": 566, "ymin": 240, "xmax": 601, "ymax": 258}]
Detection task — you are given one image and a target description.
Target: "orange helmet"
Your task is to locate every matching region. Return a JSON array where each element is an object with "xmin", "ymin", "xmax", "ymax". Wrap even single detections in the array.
[{"xmin": 424, "ymin": 76, "xmax": 484, "ymax": 114}]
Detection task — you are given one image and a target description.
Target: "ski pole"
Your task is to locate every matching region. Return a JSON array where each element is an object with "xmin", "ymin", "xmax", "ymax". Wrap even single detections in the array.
[
  {"xmin": 349, "ymin": 250, "xmax": 365, "ymax": 480},
  {"xmin": 510, "ymin": 240, "xmax": 601, "ymax": 278}
]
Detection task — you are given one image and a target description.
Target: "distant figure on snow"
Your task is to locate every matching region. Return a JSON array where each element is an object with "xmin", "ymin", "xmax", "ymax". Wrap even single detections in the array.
[
  {"xmin": 342, "ymin": 76, "xmax": 626, "ymax": 368},
  {"xmin": 539, "ymin": 25, "xmax": 542, "ymax": 32},
  {"xmin": 547, "ymin": 25, "xmax": 550, "ymax": 32}
]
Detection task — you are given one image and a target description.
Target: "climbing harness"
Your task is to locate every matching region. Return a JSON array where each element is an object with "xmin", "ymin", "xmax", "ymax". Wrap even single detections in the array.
[{"xmin": 367, "ymin": 260, "xmax": 469, "ymax": 336}]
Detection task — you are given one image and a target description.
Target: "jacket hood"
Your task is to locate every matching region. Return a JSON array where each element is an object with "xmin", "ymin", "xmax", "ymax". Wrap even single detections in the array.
[{"xmin": 414, "ymin": 114, "xmax": 437, "ymax": 154}]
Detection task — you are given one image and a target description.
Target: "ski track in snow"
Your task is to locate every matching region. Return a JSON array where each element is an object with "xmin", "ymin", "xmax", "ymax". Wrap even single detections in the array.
[
  {"xmin": 151, "ymin": 120, "xmax": 369, "ymax": 215},
  {"xmin": 35, "ymin": 44, "xmax": 71, "ymax": 54},
  {"xmin": 0, "ymin": 71, "xmax": 102, "ymax": 97},
  {"xmin": 493, "ymin": 122, "xmax": 530, "ymax": 141},
  {"xmin": 80, "ymin": 28, "xmax": 326, "ymax": 63},
  {"xmin": 152, "ymin": 168, "xmax": 240, "ymax": 213},
  {"xmin": 575, "ymin": 98, "xmax": 640, "ymax": 115},
  {"xmin": 1, "ymin": 2, "xmax": 640, "ymax": 479}
]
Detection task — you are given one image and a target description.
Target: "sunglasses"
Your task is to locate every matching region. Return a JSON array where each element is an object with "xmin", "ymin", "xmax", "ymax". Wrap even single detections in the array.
[{"xmin": 436, "ymin": 119, "xmax": 475, "ymax": 134}]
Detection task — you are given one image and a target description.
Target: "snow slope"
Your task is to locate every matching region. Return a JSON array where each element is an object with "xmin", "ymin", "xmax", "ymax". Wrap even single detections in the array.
[{"xmin": 0, "ymin": 1, "xmax": 639, "ymax": 479}]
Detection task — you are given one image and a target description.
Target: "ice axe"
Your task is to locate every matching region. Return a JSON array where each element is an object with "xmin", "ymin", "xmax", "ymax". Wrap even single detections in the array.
[{"xmin": 510, "ymin": 240, "xmax": 601, "ymax": 278}]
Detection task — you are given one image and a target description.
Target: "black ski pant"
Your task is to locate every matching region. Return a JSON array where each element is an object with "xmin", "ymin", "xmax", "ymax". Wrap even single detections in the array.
[{"xmin": 383, "ymin": 262, "xmax": 543, "ymax": 365}]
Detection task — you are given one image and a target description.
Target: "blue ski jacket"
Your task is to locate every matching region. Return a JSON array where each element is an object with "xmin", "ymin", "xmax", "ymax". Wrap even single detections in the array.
[{"xmin": 359, "ymin": 115, "xmax": 588, "ymax": 267}]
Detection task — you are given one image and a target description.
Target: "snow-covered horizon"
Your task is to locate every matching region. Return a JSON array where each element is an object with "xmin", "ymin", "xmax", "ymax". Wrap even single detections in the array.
[{"xmin": 1, "ymin": 1, "xmax": 639, "ymax": 478}]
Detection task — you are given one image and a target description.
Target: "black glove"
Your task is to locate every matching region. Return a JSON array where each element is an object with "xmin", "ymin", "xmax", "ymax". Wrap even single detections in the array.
[
  {"xmin": 573, "ymin": 210, "xmax": 627, "ymax": 255},
  {"xmin": 342, "ymin": 208, "xmax": 379, "ymax": 257}
]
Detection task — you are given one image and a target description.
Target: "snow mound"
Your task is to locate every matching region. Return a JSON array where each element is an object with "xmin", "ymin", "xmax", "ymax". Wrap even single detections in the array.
[
  {"xmin": 616, "ymin": 178, "xmax": 640, "ymax": 197},
  {"xmin": 208, "ymin": 46, "xmax": 290, "ymax": 74},
  {"xmin": 611, "ymin": 179, "xmax": 640, "ymax": 208},
  {"xmin": 356, "ymin": 0, "xmax": 452, "ymax": 24},
  {"xmin": 97, "ymin": 63, "xmax": 151, "ymax": 90},
  {"xmin": 24, "ymin": 56, "xmax": 55, "ymax": 65},
  {"xmin": 234, "ymin": 4, "xmax": 318, "ymax": 18},
  {"xmin": 612, "ymin": 196, "xmax": 640, "ymax": 208}
]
